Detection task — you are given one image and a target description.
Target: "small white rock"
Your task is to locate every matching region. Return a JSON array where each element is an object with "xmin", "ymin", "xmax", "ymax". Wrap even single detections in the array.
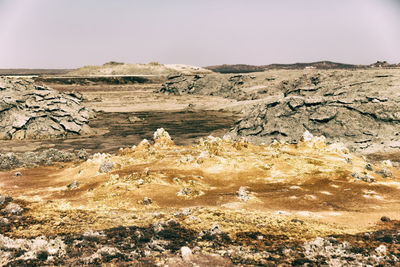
[
  {"xmin": 4, "ymin": 203, "xmax": 23, "ymax": 215},
  {"xmin": 383, "ymin": 160, "xmax": 393, "ymax": 167},
  {"xmin": 180, "ymin": 246, "xmax": 192, "ymax": 260},
  {"xmin": 375, "ymin": 244, "xmax": 387, "ymax": 255}
]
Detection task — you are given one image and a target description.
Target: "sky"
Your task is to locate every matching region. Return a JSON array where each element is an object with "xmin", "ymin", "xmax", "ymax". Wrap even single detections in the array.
[{"xmin": 0, "ymin": 0, "xmax": 399, "ymax": 68}]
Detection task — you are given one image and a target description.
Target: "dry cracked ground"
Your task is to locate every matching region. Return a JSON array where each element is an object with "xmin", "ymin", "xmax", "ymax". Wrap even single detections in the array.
[{"xmin": 1, "ymin": 68, "xmax": 400, "ymax": 266}]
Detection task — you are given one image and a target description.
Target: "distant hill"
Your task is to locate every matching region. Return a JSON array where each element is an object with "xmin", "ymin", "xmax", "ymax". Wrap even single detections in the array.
[
  {"xmin": 206, "ymin": 61, "xmax": 363, "ymax": 73},
  {"xmin": 0, "ymin": 69, "xmax": 71, "ymax": 76},
  {"xmin": 265, "ymin": 61, "xmax": 362, "ymax": 70},
  {"xmin": 206, "ymin": 61, "xmax": 400, "ymax": 73},
  {"xmin": 68, "ymin": 61, "xmax": 212, "ymax": 76},
  {"xmin": 205, "ymin": 64, "xmax": 266, "ymax": 73},
  {"xmin": 369, "ymin": 61, "xmax": 400, "ymax": 68}
]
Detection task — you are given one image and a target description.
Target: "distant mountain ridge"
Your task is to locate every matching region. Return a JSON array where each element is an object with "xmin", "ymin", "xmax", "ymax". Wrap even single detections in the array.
[
  {"xmin": 206, "ymin": 61, "xmax": 400, "ymax": 73},
  {"xmin": 0, "ymin": 69, "xmax": 71, "ymax": 76},
  {"xmin": 1, "ymin": 61, "xmax": 399, "ymax": 76}
]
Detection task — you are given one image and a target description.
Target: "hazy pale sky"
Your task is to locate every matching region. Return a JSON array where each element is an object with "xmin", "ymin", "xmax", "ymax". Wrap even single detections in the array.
[{"xmin": 0, "ymin": 0, "xmax": 399, "ymax": 68}]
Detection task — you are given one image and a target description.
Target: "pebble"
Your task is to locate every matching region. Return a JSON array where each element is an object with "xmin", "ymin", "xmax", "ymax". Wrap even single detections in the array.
[
  {"xmin": 0, "ymin": 195, "xmax": 6, "ymax": 205},
  {"xmin": 142, "ymin": 197, "xmax": 152, "ymax": 205},
  {"xmin": 375, "ymin": 244, "xmax": 387, "ymax": 255},
  {"xmin": 4, "ymin": 203, "xmax": 23, "ymax": 215},
  {"xmin": 0, "ymin": 217, "xmax": 10, "ymax": 226},
  {"xmin": 365, "ymin": 163, "xmax": 373, "ymax": 171},
  {"xmin": 67, "ymin": 180, "xmax": 80, "ymax": 190},
  {"xmin": 180, "ymin": 246, "xmax": 192, "ymax": 260},
  {"xmin": 98, "ymin": 161, "xmax": 114, "ymax": 173},
  {"xmin": 376, "ymin": 168, "xmax": 393, "ymax": 178}
]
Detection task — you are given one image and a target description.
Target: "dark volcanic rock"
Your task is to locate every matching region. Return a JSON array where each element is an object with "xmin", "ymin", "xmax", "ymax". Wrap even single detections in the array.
[{"xmin": 0, "ymin": 77, "xmax": 93, "ymax": 140}]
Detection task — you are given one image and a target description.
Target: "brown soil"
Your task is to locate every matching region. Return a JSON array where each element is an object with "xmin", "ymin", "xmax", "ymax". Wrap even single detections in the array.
[{"xmin": 0, "ymin": 110, "xmax": 238, "ymax": 154}]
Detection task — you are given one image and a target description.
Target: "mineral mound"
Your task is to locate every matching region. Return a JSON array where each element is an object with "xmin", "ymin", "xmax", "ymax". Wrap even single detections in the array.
[{"xmin": 0, "ymin": 77, "xmax": 92, "ymax": 140}]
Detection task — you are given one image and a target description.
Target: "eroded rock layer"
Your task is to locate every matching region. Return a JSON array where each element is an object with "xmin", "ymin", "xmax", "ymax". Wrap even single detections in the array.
[
  {"xmin": 0, "ymin": 77, "xmax": 92, "ymax": 140},
  {"xmin": 158, "ymin": 74, "xmax": 261, "ymax": 100},
  {"xmin": 158, "ymin": 71, "xmax": 400, "ymax": 152},
  {"xmin": 226, "ymin": 72, "xmax": 400, "ymax": 153}
]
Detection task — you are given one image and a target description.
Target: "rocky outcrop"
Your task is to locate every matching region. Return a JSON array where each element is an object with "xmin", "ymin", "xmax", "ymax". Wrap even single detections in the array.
[
  {"xmin": 226, "ymin": 72, "xmax": 400, "ymax": 152},
  {"xmin": 158, "ymin": 74, "xmax": 259, "ymax": 100},
  {"xmin": 0, "ymin": 77, "xmax": 93, "ymax": 140},
  {"xmin": 0, "ymin": 148, "xmax": 89, "ymax": 170}
]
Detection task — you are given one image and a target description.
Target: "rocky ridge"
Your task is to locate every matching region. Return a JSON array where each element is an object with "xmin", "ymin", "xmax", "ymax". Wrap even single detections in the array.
[
  {"xmin": 226, "ymin": 71, "xmax": 400, "ymax": 153},
  {"xmin": 158, "ymin": 70, "xmax": 400, "ymax": 153},
  {"xmin": 158, "ymin": 74, "xmax": 261, "ymax": 100},
  {"xmin": 0, "ymin": 77, "xmax": 93, "ymax": 140}
]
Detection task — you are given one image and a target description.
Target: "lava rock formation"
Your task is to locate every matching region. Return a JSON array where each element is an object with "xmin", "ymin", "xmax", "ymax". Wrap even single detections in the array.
[{"xmin": 0, "ymin": 77, "xmax": 93, "ymax": 140}]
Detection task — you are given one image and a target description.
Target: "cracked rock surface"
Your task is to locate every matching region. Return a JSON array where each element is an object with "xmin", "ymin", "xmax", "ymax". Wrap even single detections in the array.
[
  {"xmin": 0, "ymin": 77, "xmax": 93, "ymax": 140},
  {"xmin": 157, "ymin": 70, "xmax": 400, "ymax": 153},
  {"xmin": 158, "ymin": 74, "xmax": 262, "ymax": 100},
  {"xmin": 225, "ymin": 70, "xmax": 400, "ymax": 153}
]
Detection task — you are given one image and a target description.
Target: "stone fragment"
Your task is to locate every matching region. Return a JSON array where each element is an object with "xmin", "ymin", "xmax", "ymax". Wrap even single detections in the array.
[
  {"xmin": 0, "ymin": 195, "xmax": 6, "ymax": 205},
  {"xmin": 380, "ymin": 216, "xmax": 391, "ymax": 222},
  {"xmin": 4, "ymin": 203, "xmax": 23, "ymax": 215},
  {"xmin": 237, "ymin": 186, "xmax": 250, "ymax": 202},
  {"xmin": 12, "ymin": 113, "xmax": 31, "ymax": 128},
  {"xmin": 128, "ymin": 116, "xmax": 142, "ymax": 123},
  {"xmin": 98, "ymin": 161, "xmax": 114, "ymax": 173},
  {"xmin": 142, "ymin": 197, "xmax": 152, "ymax": 205},
  {"xmin": 59, "ymin": 119, "xmax": 81, "ymax": 133},
  {"xmin": 177, "ymin": 187, "xmax": 192, "ymax": 197},
  {"xmin": 375, "ymin": 245, "xmax": 387, "ymax": 255},
  {"xmin": 0, "ymin": 217, "xmax": 9, "ymax": 226},
  {"xmin": 77, "ymin": 149, "xmax": 89, "ymax": 160},
  {"xmin": 67, "ymin": 180, "xmax": 80, "ymax": 190},
  {"xmin": 309, "ymin": 107, "xmax": 337, "ymax": 122},
  {"xmin": 288, "ymin": 97, "xmax": 304, "ymax": 110},
  {"xmin": 365, "ymin": 163, "xmax": 373, "ymax": 171},
  {"xmin": 180, "ymin": 246, "xmax": 192, "ymax": 261},
  {"xmin": 376, "ymin": 168, "xmax": 393, "ymax": 178}
]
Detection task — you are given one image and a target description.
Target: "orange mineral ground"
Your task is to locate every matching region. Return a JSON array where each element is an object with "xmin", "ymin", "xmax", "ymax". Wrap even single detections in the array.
[{"xmin": 1, "ymin": 129, "xmax": 400, "ymax": 265}]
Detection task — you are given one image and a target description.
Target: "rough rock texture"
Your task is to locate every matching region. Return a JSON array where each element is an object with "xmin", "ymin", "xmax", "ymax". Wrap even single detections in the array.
[
  {"xmin": 226, "ymin": 71, "xmax": 400, "ymax": 153},
  {"xmin": 158, "ymin": 74, "xmax": 262, "ymax": 100},
  {"xmin": 0, "ymin": 77, "xmax": 93, "ymax": 140},
  {"xmin": 0, "ymin": 148, "xmax": 89, "ymax": 170},
  {"xmin": 98, "ymin": 161, "xmax": 114, "ymax": 173}
]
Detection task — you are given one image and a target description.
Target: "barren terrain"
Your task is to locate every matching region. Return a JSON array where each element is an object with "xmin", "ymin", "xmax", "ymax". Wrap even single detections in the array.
[{"xmin": 1, "ymin": 68, "xmax": 400, "ymax": 266}]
